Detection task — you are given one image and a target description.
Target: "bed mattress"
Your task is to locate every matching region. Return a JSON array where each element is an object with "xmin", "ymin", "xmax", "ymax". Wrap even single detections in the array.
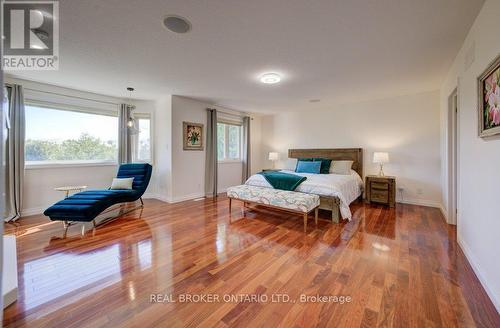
[{"xmin": 245, "ymin": 170, "xmax": 363, "ymax": 220}]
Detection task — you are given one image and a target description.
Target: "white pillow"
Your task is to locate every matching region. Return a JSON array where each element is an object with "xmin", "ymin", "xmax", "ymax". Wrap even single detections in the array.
[
  {"xmin": 110, "ymin": 177, "xmax": 134, "ymax": 190},
  {"xmin": 329, "ymin": 160, "xmax": 354, "ymax": 175}
]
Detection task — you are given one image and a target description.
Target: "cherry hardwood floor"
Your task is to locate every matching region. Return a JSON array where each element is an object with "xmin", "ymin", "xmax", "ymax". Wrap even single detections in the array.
[{"xmin": 3, "ymin": 197, "xmax": 499, "ymax": 328}]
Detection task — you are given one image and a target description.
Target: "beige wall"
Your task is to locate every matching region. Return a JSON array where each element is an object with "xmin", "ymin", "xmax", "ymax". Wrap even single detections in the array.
[
  {"xmin": 217, "ymin": 162, "xmax": 242, "ymax": 192},
  {"xmin": 169, "ymin": 96, "xmax": 263, "ymax": 202},
  {"xmin": 171, "ymin": 96, "xmax": 208, "ymax": 201},
  {"xmin": 439, "ymin": 0, "xmax": 499, "ymax": 311},
  {"xmin": 261, "ymin": 90, "xmax": 442, "ymax": 207}
]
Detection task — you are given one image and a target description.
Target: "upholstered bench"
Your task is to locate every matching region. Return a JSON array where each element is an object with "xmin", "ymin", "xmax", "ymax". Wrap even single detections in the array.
[{"xmin": 226, "ymin": 185, "xmax": 320, "ymax": 232}]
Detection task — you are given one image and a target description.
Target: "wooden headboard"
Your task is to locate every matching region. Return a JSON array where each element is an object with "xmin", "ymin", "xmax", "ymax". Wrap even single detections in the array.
[{"xmin": 288, "ymin": 148, "xmax": 363, "ymax": 177}]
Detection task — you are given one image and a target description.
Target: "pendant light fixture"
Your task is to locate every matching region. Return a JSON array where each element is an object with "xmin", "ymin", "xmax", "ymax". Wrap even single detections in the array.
[
  {"xmin": 126, "ymin": 87, "xmax": 135, "ymax": 127},
  {"xmin": 126, "ymin": 87, "xmax": 139, "ymax": 135}
]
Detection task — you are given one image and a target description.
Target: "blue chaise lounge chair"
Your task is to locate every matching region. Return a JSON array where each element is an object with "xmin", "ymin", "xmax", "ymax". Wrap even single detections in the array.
[{"xmin": 44, "ymin": 163, "xmax": 152, "ymax": 228}]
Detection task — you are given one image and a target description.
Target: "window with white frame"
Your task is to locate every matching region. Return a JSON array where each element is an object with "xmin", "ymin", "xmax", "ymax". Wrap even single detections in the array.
[
  {"xmin": 217, "ymin": 122, "xmax": 241, "ymax": 161},
  {"xmin": 131, "ymin": 114, "xmax": 152, "ymax": 163},
  {"xmin": 25, "ymin": 103, "xmax": 119, "ymax": 165}
]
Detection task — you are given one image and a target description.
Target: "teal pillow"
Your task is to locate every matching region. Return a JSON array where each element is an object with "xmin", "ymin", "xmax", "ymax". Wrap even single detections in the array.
[
  {"xmin": 314, "ymin": 158, "xmax": 332, "ymax": 174},
  {"xmin": 296, "ymin": 158, "xmax": 331, "ymax": 174},
  {"xmin": 296, "ymin": 160, "xmax": 321, "ymax": 174},
  {"xmin": 295, "ymin": 158, "xmax": 313, "ymax": 172}
]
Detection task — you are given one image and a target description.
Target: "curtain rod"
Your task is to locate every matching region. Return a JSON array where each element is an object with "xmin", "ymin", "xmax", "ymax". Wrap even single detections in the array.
[{"xmin": 5, "ymin": 83, "xmax": 122, "ymax": 106}]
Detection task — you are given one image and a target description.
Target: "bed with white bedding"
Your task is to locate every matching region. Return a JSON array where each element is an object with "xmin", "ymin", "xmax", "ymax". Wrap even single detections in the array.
[
  {"xmin": 247, "ymin": 148, "xmax": 364, "ymax": 222},
  {"xmin": 245, "ymin": 170, "xmax": 363, "ymax": 220}
]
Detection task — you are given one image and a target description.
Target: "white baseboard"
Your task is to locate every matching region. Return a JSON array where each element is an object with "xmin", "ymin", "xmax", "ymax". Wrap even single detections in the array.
[
  {"xmin": 142, "ymin": 193, "xmax": 157, "ymax": 199},
  {"xmin": 439, "ymin": 205, "xmax": 450, "ymax": 224},
  {"xmin": 167, "ymin": 192, "xmax": 205, "ymax": 203},
  {"xmin": 396, "ymin": 197, "xmax": 442, "ymax": 209},
  {"xmin": 218, "ymin": 187, "xmax": 227, "ymax": 194},
  {"xmin": 144, "ymin": 191, "xmax": 208, "ymax": 204},
  {"xmin": 142, "ymin": 193, "xmax": 169, "ymax": 202},
  {"xmin": 21, "ymin": 207, "xmax": 45, "ymax": 217},
  {"xmin": 457, "ymin": 235, "xmax": 500, "ymax": 313}
]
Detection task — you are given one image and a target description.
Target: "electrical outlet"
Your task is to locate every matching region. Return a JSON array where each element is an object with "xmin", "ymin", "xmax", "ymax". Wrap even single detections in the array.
[{"xmin": 397, "ymin": 187, "xmax": 404, "ymax": 199}]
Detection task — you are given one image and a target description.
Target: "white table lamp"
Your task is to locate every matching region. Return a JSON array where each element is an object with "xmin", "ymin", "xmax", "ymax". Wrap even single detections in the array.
[
  {"xmin": 373, "ymin": 152, "xmax": 389, "ymax": 176},
  {"xmin": 268, "ymin": 152, "xmax": 279, "ymax": 169}
]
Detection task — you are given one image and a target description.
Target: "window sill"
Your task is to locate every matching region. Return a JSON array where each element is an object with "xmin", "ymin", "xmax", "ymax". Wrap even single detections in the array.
[
  {"xmin": 25, "ymin": 161, "xmax": 118, "ymax": 170},
  {"xmin": 218, "ymin": 160, "xmax": 242, "ymax": 164}
]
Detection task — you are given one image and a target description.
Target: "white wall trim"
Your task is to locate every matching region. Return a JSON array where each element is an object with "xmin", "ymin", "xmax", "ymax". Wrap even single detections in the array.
[
  {"xmin": 142, "ymin": 193, "xmax": 159, "ymax": 199},
  {"xmin": 142, "ymin": 193, "xmax": 169, "ymax": 203},
  {"xmin": 142, "ymin": 192, "xmax": 206, "ymax": 204},
  {"xmin": 458, "ymin": 235, "xmax": 500, "ymax": 313},
  {"xmin": 25, "ymin": 162, "xmax": 118, "ymax": 170},
  {"xmin": 167, "ymin": 192, "xmax": 206, "ymax": 203},
  {"xmin": 21, "ymin": 207, "xmax": 45, "ymax": 217},
  {"xmin": 439, "ymin": 205, "xmax": 449, "ymax": 223},
  {"xmin": 396, "ymin": 197, "xmax": 443, "ymax": 209},
  {"xmin": 5, "ymin": 76, "xmax": 126, "ymax": 105}
]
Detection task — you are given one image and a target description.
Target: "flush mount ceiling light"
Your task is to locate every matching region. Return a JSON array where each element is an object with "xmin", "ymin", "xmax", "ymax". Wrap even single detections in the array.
[
  {"xmin": 260, "ymin": 73, "xmax": 281, "ymax": 84},
  {"xmin": 163, "ymin": 15, "xmax": 192, "ymax": 34}
]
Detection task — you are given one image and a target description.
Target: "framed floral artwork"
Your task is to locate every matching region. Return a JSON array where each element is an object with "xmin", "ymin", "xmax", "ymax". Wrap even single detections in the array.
[
  {"xmin": 478, "ymin": 53, "xmax": 500, "ymax": 138},
  {"xmin": 183, "ymin": 121, "xmax": 204, "ymax": 150}
]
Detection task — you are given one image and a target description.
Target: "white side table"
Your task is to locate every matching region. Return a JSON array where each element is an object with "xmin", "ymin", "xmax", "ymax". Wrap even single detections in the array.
[{"xmin": 55, "ymin": 185, "xmax": 87, "ymax": 198}]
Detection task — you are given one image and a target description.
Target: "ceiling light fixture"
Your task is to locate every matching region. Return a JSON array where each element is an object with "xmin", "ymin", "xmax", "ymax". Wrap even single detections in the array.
[
  {"xmin": 163, "ymin": 15, "xmax": 192, "ymax": 34},
  {"xmin": 125, "ymin": 87, "xmax": 139, "ymax": 135},
  {"xmin": 260, "ymin": 73, "xmax": 281, "ymax": 84}
]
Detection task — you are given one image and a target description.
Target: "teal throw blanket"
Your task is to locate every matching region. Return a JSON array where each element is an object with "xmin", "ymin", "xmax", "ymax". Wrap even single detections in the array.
[{"xmin": 258, "ymin": 171, "xmax": 307, "ymax": 191}]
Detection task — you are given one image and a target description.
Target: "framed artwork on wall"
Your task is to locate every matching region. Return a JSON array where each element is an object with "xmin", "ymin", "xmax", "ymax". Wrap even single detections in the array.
[
  {"xmin": 478, "ymin": 53, "xmax": 500, "ymax": 138},
  {"xmin": 183, "ymin": 121, "xmax": 204, "ymax": 150}
]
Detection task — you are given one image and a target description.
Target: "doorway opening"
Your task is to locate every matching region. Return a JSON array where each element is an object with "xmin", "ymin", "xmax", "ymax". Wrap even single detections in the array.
[{"xmin": 447, "ymin": 89, "xmax": 458, "ymax": 225}]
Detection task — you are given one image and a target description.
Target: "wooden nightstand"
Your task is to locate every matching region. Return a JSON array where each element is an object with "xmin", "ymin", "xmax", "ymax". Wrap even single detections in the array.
[{"xmin": 365, "ymin": 175, "xmax": 396, "ymax": 207}]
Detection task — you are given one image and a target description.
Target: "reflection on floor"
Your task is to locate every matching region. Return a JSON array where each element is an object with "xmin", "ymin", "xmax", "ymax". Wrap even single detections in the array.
[{"xmin": 3, "ymin": 198, "xmax": 499, "ymax": 328}]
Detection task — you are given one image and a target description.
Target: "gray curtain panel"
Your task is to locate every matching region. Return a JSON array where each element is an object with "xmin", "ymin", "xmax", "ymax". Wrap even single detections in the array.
[
  {"xmin": 205, "ymin": 108, "xmax": 218, "ymax": 197},
  {"xmin": 241, "ymin": 116, "xmax": 251, "ymax": 183},
  {"xmin": 118, "ymin": 104, "xmax": 132, "ymax": 164},
  {"xmin": 4, "ymin": 84, "xmax": 25, "ymax": 222}
]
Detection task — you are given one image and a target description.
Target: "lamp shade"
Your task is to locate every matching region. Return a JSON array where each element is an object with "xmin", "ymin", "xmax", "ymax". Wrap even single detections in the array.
[
  {"xmin": 268, "ymin": 152, "xmax": 279, "ymax": 161},
  {"xmin": 373, "ymin": 152, "xmax": 389, "ymax": 164}
]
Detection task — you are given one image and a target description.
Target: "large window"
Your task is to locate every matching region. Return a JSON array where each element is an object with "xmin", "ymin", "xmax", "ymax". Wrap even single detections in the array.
[
  {"xmin": 25, "ymin": 104, "xmax": 119, "ymax": 165},
  {"xmin": 132, "ymin": 114, "xmax": 152, "ymax": 163},
  {"xmin": 217, "ymin": 122, "xmax": 241, "ymax": 161}
]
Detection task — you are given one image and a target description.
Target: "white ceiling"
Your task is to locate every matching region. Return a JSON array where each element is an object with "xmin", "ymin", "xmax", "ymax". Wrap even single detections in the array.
[{"xmin": 9, "ymin": 0, "xmax": 484, "ymax": 113}]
